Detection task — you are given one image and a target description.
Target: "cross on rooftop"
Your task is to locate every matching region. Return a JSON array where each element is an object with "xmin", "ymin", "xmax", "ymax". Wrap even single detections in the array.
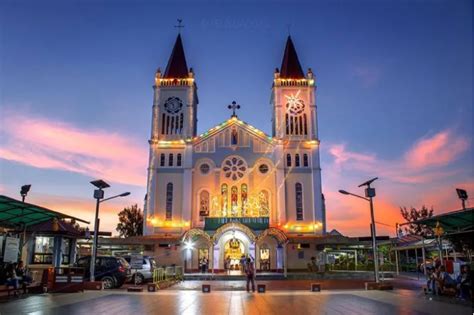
[
  {"xmin": 227, "ymin": 101, "xmax": 241, "ymax": 117},
  {"xmin": 175, "ymin": 19, "xmax": 184, "ymax": 33}
]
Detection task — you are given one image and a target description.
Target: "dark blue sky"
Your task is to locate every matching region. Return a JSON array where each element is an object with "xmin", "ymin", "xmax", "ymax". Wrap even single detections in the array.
[{"xmin": 1, "ymin": 0, "xmax": 472, "ymax": 235}]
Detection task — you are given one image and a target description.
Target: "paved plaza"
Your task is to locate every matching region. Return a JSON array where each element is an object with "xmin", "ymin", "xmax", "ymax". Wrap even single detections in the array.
[{"xmin": 1, "ymin": 289, "xmax": 472, "ymax": 315}]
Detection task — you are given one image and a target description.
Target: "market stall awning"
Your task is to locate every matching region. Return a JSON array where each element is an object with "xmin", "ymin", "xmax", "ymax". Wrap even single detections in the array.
[
  {"xmin": 0, "ymin": 195, "xmax": 89, "ymax": 228},
  {"xmin": 413, "ymin": 208, "xmax": 474, "ymax": 234}
]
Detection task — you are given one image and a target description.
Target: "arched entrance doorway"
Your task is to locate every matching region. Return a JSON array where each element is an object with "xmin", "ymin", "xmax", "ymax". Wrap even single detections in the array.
[{"xmin": 211, "ymin": 222, "xmax": 256, "ymax": 273}]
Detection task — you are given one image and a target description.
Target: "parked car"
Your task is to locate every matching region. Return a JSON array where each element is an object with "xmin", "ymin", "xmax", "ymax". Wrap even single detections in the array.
[
  {"xmin": 122, "ymin": 255, "xmax": 157, "ymax": 284},
  {"xmin": 75, "ymin": 256, "xmax": 131, "ymax": 289}
]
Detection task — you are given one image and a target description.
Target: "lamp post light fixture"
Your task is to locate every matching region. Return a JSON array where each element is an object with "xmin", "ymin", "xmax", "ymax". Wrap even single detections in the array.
[
  {"xmin": 20, "ymin": 184, "xmax": 31, "ymax": 202},
  {"xmin": 339, "ymin": 177, "xmax": 380, "ymax": 283},
  {"xmin": 89, "ymin": 179, "xmax": 130, "ymax": 282}
]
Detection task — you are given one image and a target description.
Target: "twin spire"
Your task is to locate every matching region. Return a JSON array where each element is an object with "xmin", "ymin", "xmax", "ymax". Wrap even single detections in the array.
[
  {"xmin": 279, "ymin": 36, "xmax": 305, "ymax": 79},
  {"xmin": 163, "ymin": 34, "xmax": 189, "ymax": 79},
  {"xmin": 162, "ymin": 34, "xmax": 306, "ymax": 79}
]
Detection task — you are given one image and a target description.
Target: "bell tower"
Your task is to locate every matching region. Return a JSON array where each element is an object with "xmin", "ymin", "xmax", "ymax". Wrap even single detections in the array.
[
  {"xmin": 144, "ymin": 33, "xmax": 198, "ymax": 235},
  {"xmin": 150, "ymin": 34, "xmax": 198, "ymax": 142},
  {"xmin": 270, "ymin": 36, "xmax": 325, "ymax": 235}
]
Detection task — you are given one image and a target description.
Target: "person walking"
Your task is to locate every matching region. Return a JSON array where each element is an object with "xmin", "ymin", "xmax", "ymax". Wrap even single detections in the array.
[{"xmin": 245, "ymin": 257, "xmax": 255, "ymax": 293}]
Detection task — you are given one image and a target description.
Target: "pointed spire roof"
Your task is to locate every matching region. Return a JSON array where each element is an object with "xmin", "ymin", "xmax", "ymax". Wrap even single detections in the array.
[
  {"xmin": 163, "ymin": 34, "xmax": 189, "ymax": 78},
  {"xmin": 279, "ymin": 36, "xmax": 305, "ymax": 79}
]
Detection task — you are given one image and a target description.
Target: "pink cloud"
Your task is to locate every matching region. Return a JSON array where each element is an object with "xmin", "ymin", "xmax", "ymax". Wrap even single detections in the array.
[
  {"xmin": 27, "ymin": 194, "xmax": 141, "ymax": 235},
  {"xmin": 404, "ymin": 130, "xmax": 469, "ymax": 169},
  {"xmin": 324, "ymin": 128, "xmax": 472, "ymax": 236},
  {"xmin": 0, "ymin": 111, "xmax": 147, "ymax": 186},
  {"xmin": 329, "ymin": 144, "xmax": 375, "ymax": 166}
]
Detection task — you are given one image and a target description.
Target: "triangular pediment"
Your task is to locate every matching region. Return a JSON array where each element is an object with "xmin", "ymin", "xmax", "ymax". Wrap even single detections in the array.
[{"xmin": 193, "ymin": 117, "xmax": 273, "ymax": 145}]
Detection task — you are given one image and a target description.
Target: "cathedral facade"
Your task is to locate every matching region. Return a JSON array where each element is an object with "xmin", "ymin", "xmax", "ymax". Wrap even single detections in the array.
[{"xmin": 143, "ymin": 33, "xmax": 326, "ymax": 272}]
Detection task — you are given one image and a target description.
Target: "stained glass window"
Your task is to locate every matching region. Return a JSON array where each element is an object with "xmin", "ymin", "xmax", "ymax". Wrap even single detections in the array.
[
  {"xmin": 222, "ymin": 157, "xmax": 246, "ymax": 181},
  {"xmin": 221, "ymin": 184, "xmax": 228, "ymax": 216},
  {"xmin": 259, "ymin": 190, "xmax": 270, "ymax": 217},
  {"xmin": 199, "ymin": 190, "xmax": 209, "ymax": 219},
  {"xmin": 241, "ymin": 184, "xmax": 248, "ymax": 216},
  {"xmin": 231, "ymin": 186, "xmax": 238, "ymax": 216}
]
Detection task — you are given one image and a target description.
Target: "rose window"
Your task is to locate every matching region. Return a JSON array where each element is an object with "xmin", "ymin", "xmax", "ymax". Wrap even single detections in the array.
[{"xmin": 222, "ymin": 157, "xmax": 247, "ymax": 181}]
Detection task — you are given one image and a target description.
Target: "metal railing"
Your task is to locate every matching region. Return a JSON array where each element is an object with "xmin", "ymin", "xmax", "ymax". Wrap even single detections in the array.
[{"xmin": 152, "ymin": 266, "xmax": 183, "ymax": 289}]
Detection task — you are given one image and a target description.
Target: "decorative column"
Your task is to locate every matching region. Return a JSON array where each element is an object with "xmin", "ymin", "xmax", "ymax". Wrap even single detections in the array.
[
  {"xmin": 274, "ymin": 144, "xmax": 286, "ymax": 225},
  {"xmin": 185, "ymin": 247, "xmax": 192, "ymax": 273},
  {"xmin": 213, "ymin": 245, "xmax": 220, "ymax": 272},
  {"xmin": 249, "ymin": 242, "xmax": 256, "ymax": 262},
  {"xmin": 276, "ymin": 244, "xmax": 283, "ymax": 272},
  {"xmin": 210, "ymin": 244, "xmax": 214, "ymax": 274},
  {"xmin": 283, "ymin": 242, "xmax": 288, "ymax": 278},
  {"xmin": 182, "ymin": 144, "xmax": 193, "ymax": 225}
]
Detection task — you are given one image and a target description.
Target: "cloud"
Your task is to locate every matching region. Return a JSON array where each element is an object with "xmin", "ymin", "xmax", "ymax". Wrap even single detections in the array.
[
  {"xmin": 326, "ymin": 129, "xmax": 469, "ymax": 185},
  {"xmin": 323, "ymin": 128, "xmax": 471, "ymax": 236},
  {"xmin": 0, "ymin": 111, "xmax": 148, "ymax": 186},
  {"xmin": 27, "ymin": 194, "xmax": 141, "ymax": 235},
  {"xmin": 329, "ymin": 144, "xmax": 375, "ymax": 167},
  {"xmin": 404, "ymin": 130, "xmax": 469, "ymax": 169}
]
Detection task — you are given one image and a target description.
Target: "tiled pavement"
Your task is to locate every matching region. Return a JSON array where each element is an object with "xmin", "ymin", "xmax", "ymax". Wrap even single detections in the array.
[{"xmin": 1, "ymin": 289, "xmax": 472, "ymax": 315}]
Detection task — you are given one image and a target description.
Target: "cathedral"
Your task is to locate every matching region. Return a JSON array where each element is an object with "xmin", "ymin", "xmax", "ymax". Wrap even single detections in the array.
[{"xmin": 143, "ymin": 33, "xmax": 326, "ymax": 273}]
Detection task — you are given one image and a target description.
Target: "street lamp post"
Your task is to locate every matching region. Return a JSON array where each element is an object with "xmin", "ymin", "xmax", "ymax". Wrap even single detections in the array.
[
  {"xmin": 339, "ymin": 177, "xmax": 380, "ymax": 283},
  {"xmin": 89, "ymin": 179, "xmax": 130, "ymax": 282}
]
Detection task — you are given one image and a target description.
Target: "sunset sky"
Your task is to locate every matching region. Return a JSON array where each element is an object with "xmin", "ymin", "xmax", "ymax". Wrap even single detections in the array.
[{"xmin": 0, "ymin": 0, "xmax": 472, "ymax": 236}]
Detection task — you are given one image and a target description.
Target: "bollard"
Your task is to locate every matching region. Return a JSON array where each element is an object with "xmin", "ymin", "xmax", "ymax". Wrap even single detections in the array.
[
  {"xmin": 148, "ymin": 283, "xmax": 157, "ymax": 292},
  {"xmin": 311, "ymin": 283, "xmax": 321, "ymax": 292},
  {"xmin": 202, "ymin": 284, "xmax": 211, "ymax": 293}
]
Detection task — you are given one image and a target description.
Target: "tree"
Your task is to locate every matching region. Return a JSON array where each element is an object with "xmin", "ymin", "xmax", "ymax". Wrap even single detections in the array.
[
  {"xmin": 116, "ymin": 204, "xmax": 143, "ymax": 237},
  {"xmin": 399, "ymin": 205, "xmax": 434, "ymax": 237}
]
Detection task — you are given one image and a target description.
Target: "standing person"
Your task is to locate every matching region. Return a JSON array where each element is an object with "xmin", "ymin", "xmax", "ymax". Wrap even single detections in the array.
[
  {"xmin": 240, "ymin": 254, "xmax": 246, "ymax": 273},
  {"xmin": 245, "ymin": 257, "xmax": 255, "ymax": 293},
  {"xmin": 225, "ymin": 256, "xmax": 231, "ymax": 274}
]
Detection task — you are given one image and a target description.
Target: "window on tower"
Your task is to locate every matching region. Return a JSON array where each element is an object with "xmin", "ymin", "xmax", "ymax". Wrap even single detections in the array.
[
  {"xmin": 303, "ymin": 154, "xmax": 309, "ymax": 167},
  {"xmin": 295, "ymin": 154, "xmax": 300, "ymax": 167},
  {"xmin": 177, "ymin": 153, "xmax": 182, "ymax": 166},
  {"xmin": 160, "ymin": 153, "xmax": 165, "ymax": 167},
  {"xmin": 286, "ymin": 154, "xmax": 292, "ymax": 167},
  {"xmin": 165, "ymin": 183, "xmax": 173, "ymax": 220},
  {"xmin": 295, "ymin": 183, "xmax": 303, "ymax": 221},
  {"xmin": 169, "ymin": 153, "xmax": 174, "ymax": 166},
  {"xmin": 285, "ymin": 92, "xmax": 308, "ymax": 136}
]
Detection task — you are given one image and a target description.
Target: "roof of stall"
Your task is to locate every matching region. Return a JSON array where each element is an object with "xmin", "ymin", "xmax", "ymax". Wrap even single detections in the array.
[
  {"xmin": 0, "ymin": 195, "xmax": 89, "ymax": 229},
  {"xmin": 413, "ymin": 208, "xmax": 474, "ymax": 234}
]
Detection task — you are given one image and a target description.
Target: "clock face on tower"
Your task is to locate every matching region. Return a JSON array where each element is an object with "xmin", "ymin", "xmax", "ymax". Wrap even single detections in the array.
[
  {"xmin": 285, "ymin": 91, "xmax": 305, "ymax": 115},
  {"xmin": 164, "ymin": 97, "xmax": 183, "ymax": 114}
]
